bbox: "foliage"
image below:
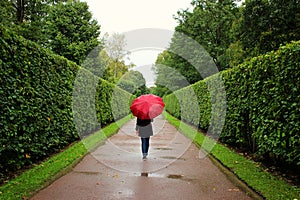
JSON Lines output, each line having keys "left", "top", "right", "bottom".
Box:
{"left": 82, "top": 48, "right": 131, "bottom": 84}
{"left": 155, "top": 0, "right": 240, "bottom": 88}
{"left": 174, "top": 0, "right": 240, "bottom": 70}
{"left": 0, "top": 0, "right": 14, "bottom": 26}
{"left": 240, "top": 0, "right": 300, "bottom": 57}
{"left": 104, "top": 32, "right": 129, "bottom": 63}
{"left": 150, "top": 84, "right": 172, "bottom": 97}
{"left": 0, "top": 116, "right": 132, "bottom": 200}
{"left": 121, "top": 70, "right": 146, "bottom": 89}
{"left": 163, "top": 0, "right": 300, "bottom": 85}
{"left": 104, "top": 32, "right": 130, "bottom": 79}
{"left": 117, "top": 70, "right": 149, "bottom": 96}
{"left": 43, "top": 1, "right": 100, "bottom": 65}
{"left": 225, "top": 40, "right": 245, "bottom": 68}
{"left": 105, "top": 60, "right": 130, "bottom": 83}
{"left": 0, "top": 0, "right": 67, "bottom": 43}
{"left": 0, "top": 26, "right": 79, "bottom": 178}
{"left": 81, "top": 45, "right": 106, "bottom": 78}
{"left": 0, "top": 26, "right": 132, "bottom": 181}
{"left": 0, "top": 0, "right": 100, "bottom": 65}
{"left": 164, "top": 112, "right": 300, "bottom": 200}
{"left": 116, "top": 79, "right": 135, "bottom": 94}
{"left": 155, "top": 51, "right": 191, "bottom": 93}
{"left": 72, "top": 68, "right": 132, "bottom": 137}
{"left": 165, "top": 41, "right": 300, "bottom": 166}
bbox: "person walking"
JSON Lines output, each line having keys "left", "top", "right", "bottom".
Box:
{"left": 135, "top": 118, "right": 153, "bottom": 160}
{"left": 130, "top": 94, "right": 164, "bottom": 160}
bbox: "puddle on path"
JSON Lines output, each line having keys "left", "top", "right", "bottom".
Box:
{"left": 140, "top": 173, "right": 184, "bottom": 180}
{"left": 138, "top": 172, "right": 196, "bottom": 183}
{"left": 73, "top": 171, "right": 101, "bottom": 175}
{"left": 167, "top": 174, "right": 184, "bottom": 179}
{"left": 153, "top": 147, "right": 173, "bottom": 150}
{"left": 160, "top": 156, "right": 186, "bottom": 161}
{"left": 140, "top": 172, "right": 164, "bottom": 178}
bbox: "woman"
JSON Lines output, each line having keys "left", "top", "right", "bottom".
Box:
{"left": 135, "top": 118, "right": 153, "bottom": 160}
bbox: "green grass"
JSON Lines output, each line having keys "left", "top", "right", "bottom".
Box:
{"left": 0, "top": 115, "right": 132, "bottom": 200}
{"left": 164, "top": 112, "right": 300, "bottom": 200}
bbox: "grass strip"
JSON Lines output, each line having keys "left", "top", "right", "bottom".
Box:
{"left": 0, "top": 115, "right": 132, "bottom": 200}
{"left": 164, "top": 112, "right": 300, "bottom": 200}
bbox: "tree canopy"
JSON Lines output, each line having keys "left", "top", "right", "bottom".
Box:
{"left": 240, "top": 0, "right": 300, "bottom": 57}
{"left": 0, "top": 0, "right": 101, "bottom": 65}
{"left": 117, "top": 70, "right": 149, "bottom": 96}
{"left": 154, "top": 0, "right": 300, "bottom": 92}
{"left": 82, "top": 33, "right": 133, "bottom": 85}
{"left": 43, "top": 1, "right": 101, "bottom": 64}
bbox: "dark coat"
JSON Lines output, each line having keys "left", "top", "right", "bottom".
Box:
{"left": 135, "top": 118, "right": 153, "bottom": 138}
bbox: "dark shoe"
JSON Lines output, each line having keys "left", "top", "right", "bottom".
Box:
{"left": 142, "top": 155, "right": 147, "bottom": 160}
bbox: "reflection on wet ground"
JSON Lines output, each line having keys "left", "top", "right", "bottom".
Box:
{"left": 153, "top": 147, "right": 173, "bottom": 150}
{"left": 31, "top": 115, "right": 256, "bottom": 200}
{"left": 160, "top": 156, "right": 186, "bottom": 160}
{"left": 140, "top": 172, "right": 182, "bottom": 179}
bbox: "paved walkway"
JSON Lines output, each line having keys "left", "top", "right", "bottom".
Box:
{"left": 31, "top": 115, "right": 258, "bottom": 200}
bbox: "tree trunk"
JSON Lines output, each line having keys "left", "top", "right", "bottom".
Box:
{"left": 16, "top": 0, "right": 25, "bottom": 23}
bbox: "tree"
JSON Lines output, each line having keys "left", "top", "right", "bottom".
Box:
{"left": 82, "top": 47, "right": 129, "bottom": 83}
{"left": 104, "top": 32, "right": 130, "bottom": 78}
{"left": 154, "top": 50, "right": 190, "bottom": 95}
{"left": 0, "top": 1, "right": 101, "bottom": 64}
{"left": 175, "top": 0, "right": 240, "bottom": 70}
{"left": 0, "top": 0, "right": 68, "bottom": 43}
{"left": 12, "top": 0, "right": 66, "bottom": 23}
{"left": 240, "top": 0, "right": 300, "bottom": 57}
{"left": 105, "top": 59, "right": 129, "bottom": 83}
{"left": 154, "top": 0, "right": 240, "bottom": 89}
{"left": 43, "top": 1, "right": 100, "bottom": 65}
{"left": 82, "top": 44, "right": 107, "bottom": 78}
{"left": 0, "top": 0, "right": 14, "bottom": 27}
{"left": 224, "top": 6, "right": 246, "bottom": 68}
{"left": 225, "top": 40, "right": 245, "bottom": 68}
{"left": 118, "top": 70, "right": 149, "bottom": 96}
{"left": 121, "top": 70, "right": 146, "bottom": 88}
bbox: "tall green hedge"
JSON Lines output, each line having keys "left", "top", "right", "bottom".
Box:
{"left": 165, "top": 41, "right": 300, "bottom": 165}
{"left": 0, "top": 26, "right": 133, "bottom": 180}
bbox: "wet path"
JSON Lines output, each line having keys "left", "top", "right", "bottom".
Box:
{"left": 31, "top": 115, "right": 255, "bottom": 200}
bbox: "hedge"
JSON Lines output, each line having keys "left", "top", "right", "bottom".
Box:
{"left": 165, "top": 41, "right": 300, "bottom": 165}
{"left": 0, "top": 25, "right": 133, "bottom": 180}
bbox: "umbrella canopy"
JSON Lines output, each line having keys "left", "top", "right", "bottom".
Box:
{"left": 130, "top": 94, "right": 165, "bottom": 120}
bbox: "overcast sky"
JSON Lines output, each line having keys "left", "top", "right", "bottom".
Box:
{"left": 82, "top": 1, "right": 244, "bottom": 87}
{"left": 82, "top": 0, "right": 194, "bottom": 86}
{"left": 83, "top": 0, "right": 193, "bottom": 34}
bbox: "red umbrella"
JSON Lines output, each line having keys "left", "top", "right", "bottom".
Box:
{"left": 130, "top": 94, "right": 165, "bottom": 120}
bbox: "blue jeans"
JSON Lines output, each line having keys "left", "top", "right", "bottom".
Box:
{"left": 141, "top": 137, "right": 150, "bottom": 156}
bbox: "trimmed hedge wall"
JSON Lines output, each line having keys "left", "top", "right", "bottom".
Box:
{"left": 0, "top": 26, "right": 133, "bottom": 179}
{"left": 72, "top": 69, "right": 133, "bottom": 137}
{"left": 165, "top": 41, "right": 300, "bottom": 165}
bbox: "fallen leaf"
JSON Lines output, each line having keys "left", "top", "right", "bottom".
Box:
{"left": 113, "top": 174, "right": 119, "bottom": 179}
{"left": 228, "top": 188, "right": 240, "bottom": 192}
